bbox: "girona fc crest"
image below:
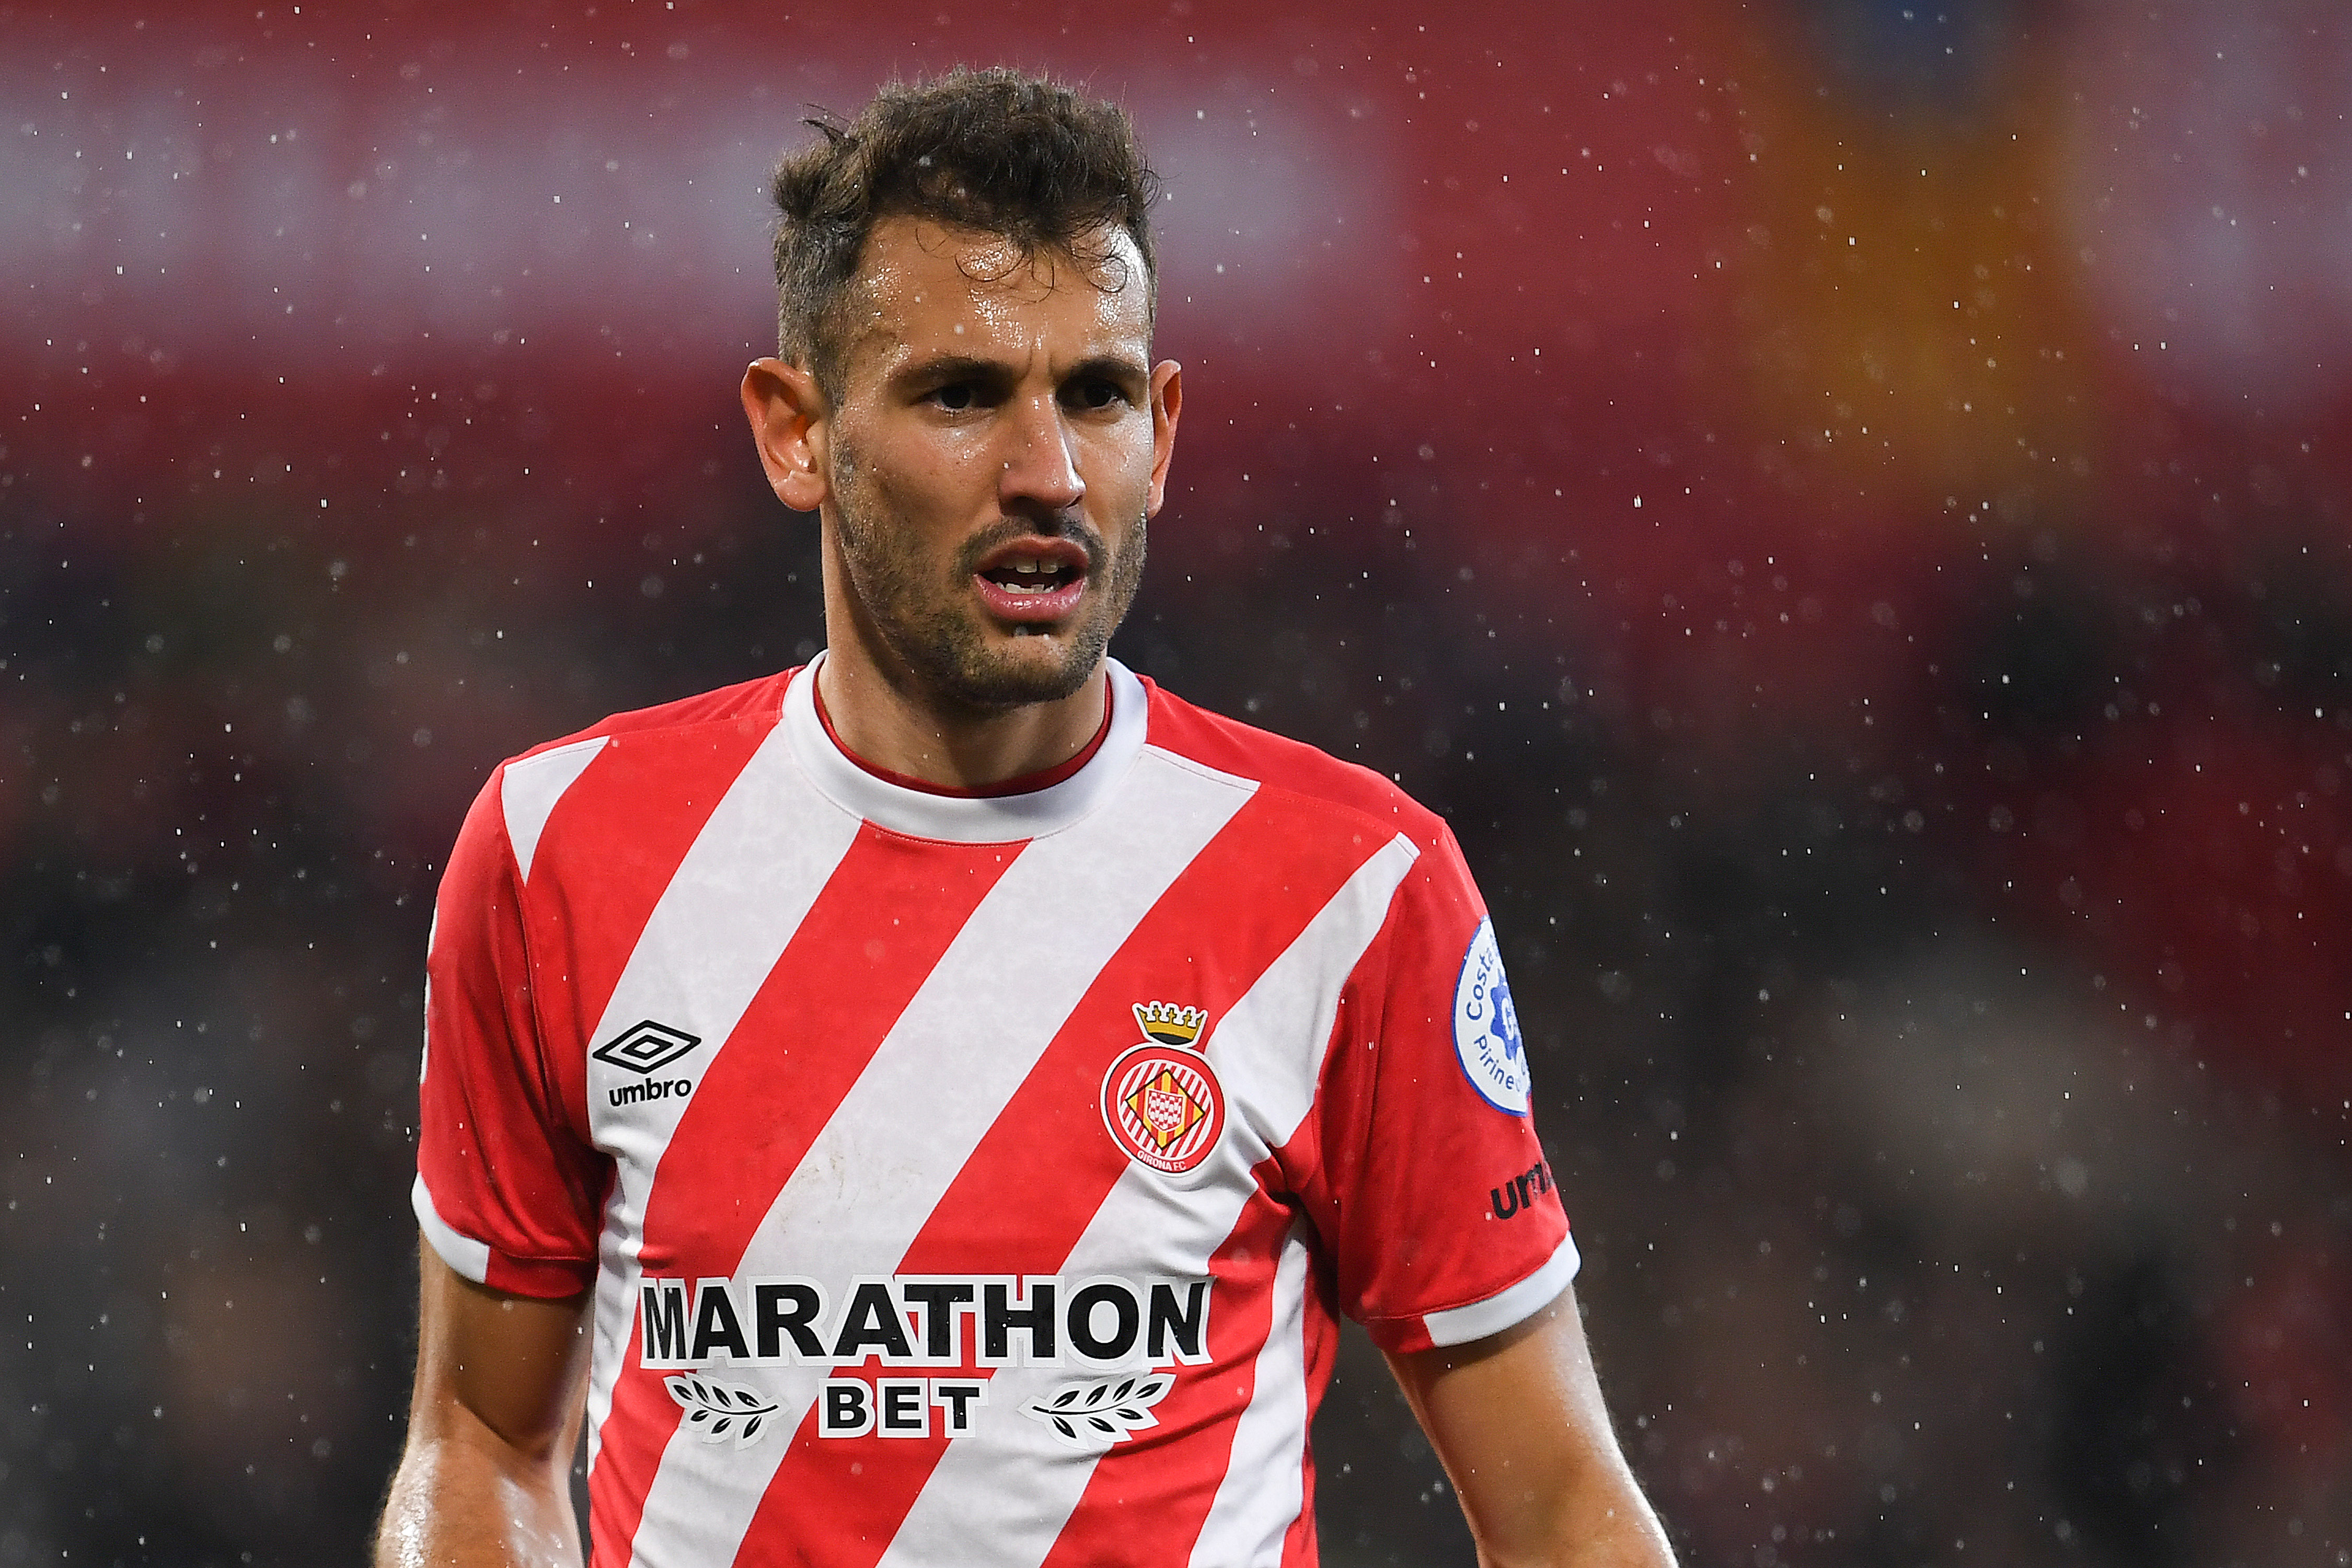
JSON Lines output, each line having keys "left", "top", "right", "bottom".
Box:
{"left": 1101, "top": 1008, "right": 1225, "bottom": 1174}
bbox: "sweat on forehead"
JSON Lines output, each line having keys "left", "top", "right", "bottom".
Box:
{"left": 832, "top": 220, "right": 1155, "bottom": 378}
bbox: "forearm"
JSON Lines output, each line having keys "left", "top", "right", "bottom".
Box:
{"left": 1428, "top": 1409, "right": 1674, "bottom": 1568}
{"left": 376, "top": 1421, "right": 581, "bottom": 1568}
{"left": 381, "top": 1245, "right": 593, "bottom": 1567}
{"left": 1390, "top": 1289, "right": 1676, "bottom": 1568}
{"left": 1461, "top": 1447, "right": 1673, "bottom": 1568}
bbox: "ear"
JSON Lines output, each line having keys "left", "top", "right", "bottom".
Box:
{"left": 1145, "top": 359, "right": 1183, "bottom": 516}
{"left": 740, "top": 358, "right": 831, "bottom": 512}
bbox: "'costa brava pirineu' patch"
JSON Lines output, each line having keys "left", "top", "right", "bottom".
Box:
{"left": 1452, "top": 920, "right": 1530, "bottom": 1114}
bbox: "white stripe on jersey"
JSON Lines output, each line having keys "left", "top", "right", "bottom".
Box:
{"left": 873, "top": 831, "right": 1421, "bottom": 1567}
{"left": 501, "top": 733, "right": 609, "bottom": 883}
{"left": 625, "top": 745, "right": 1258, "bottom": 1568}
{"left": 1424, "top": 1232, "right": 1582, "bottom": 1347}
{"left": 581, "top": 723, "right": 866, "bottom": 1468}
{"left": 1202, "top": 833, "right": 1421, "bottom": 1165}
{"left": 1186, "top": 1223, "right": 1315, "bottom": 1568}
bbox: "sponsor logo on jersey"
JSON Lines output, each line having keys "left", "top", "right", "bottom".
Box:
{"left": 639, "top": 1272, "right": 1209, "bottom": 1370}
{"left": 1489, "top": 1158, "right": 1554, "bottom": 1220}
{"left": 814, "top": 1376, "right": 989, "bottom": 1440}
{"left": 1100, "top": 1002, "right": 1224, "bottom": 1174}
{"left": 639, "top": 1271, "right": 1211, "bottom": 1447}
{"left": 595, "top": 1020, "right": 703, "bottom": 1109}
{"left": 1452, "top": 919, "right": 1531, "bottom": 1114}
{"left": 607, "top": 1076, "right": 694, "bottom": 1109}
{"left": 593, "top": 1019, "right": 702, "bottom": 1075}
{"left": 664, "top": 1372, "right": 780, "bottom": 1448}
{"left": 1021, "top": 1370, "right": 1174, "bottom": 1450}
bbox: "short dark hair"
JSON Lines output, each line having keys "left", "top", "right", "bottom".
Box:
{"left": 769, "top": 67, "right": 1161, "bottom": 400}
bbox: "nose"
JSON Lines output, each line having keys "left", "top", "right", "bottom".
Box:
{"left": 996, "top": 394, "right": 1084, "bottom": 514}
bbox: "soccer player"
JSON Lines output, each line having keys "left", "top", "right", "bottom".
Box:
{"left": 378, "top": 68, "right": 1676, "bottom": 1568}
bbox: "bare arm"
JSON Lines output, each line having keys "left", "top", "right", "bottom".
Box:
{"left": 1386, "top": 1284, "right": 1676, "bottom": 1568}
{"left": 376, "top": 1242, "right": 594, "bottom": 1568}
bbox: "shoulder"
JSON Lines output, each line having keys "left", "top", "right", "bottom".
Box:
{"left": 504, "top": 667, "right": 800, "bottom": 771}
{"left": 1138, "top": 676, "right": 1452, "bottom": 855}
{"left": 456, "top": 668, "right": 800, "bottom": 879}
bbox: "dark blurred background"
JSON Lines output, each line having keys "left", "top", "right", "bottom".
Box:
{"left": 6, "top": 1, "right": 2350, "bottom": 1563}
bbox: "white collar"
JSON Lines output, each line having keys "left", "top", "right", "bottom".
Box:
{"left": 782, "top": 651, "right": 1148, "bottom": 844}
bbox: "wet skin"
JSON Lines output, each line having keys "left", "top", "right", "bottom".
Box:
{"left": 741, "top": 218, "right": 1183, "bottom": 789}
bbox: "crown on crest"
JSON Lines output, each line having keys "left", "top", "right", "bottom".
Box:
{"left": 1134, "top": 1001, "right": 1207, "bottom": 1047}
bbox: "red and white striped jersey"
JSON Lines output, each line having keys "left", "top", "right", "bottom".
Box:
{"left": 414, "top": 657, "right": 1575, "bottom": 1568}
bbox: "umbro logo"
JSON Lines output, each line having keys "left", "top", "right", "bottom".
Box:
{"left": 593, "top": 1020, "right": 702, "bottom": 1075}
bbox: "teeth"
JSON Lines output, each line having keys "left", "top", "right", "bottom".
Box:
{"left": 984, "top": 555, "right": 1076, "bottom": 595}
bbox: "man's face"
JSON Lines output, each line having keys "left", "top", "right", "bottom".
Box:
{"left": 813, "top": 216, "right": 1179, "bottom": 712}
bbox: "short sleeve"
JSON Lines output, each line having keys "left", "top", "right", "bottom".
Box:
{"left": 413, "top": 768, "right": 602, "bottom": 1298}
{"left": 1305, "top": 825, "right": 1576, "bottom": 1352}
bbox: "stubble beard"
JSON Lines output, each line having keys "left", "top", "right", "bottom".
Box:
{"left": 828, "top": 447, "right": 1148, "bottom": 714}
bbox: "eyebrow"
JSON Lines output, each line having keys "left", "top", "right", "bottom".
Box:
{"left": 886, "top": 350, "right": 1150, "bottom": 392}
{"left": 1064, "top": 353, "right": 1151, "bottom": 387}
{"left": 889, "top": 354, "right": 1001, "bottom": 389}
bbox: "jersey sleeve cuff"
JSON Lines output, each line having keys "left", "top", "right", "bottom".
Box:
{"left": 1368, "top": 1232, "right": 1582, "bottom": 1352}
{"left": 412, "top": 1173, "right": 595, "bottom": 1299}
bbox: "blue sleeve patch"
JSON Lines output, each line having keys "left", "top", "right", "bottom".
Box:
{"left": 1451, "top": 918, "right": 1531, "bottom": 1114}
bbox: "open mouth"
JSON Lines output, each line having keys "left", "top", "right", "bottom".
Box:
{"left": 970, "top": 537, "right": 1094, "bottom": 624}
{"left": 978, "top": 555, "right": 1083, "bottom": 596}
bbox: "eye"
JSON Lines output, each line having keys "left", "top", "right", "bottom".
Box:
{"left": 1068, "top": 378, "right": 1127, "bottom": 411}
{"left": 930, "top": 383, "right": 978, "bottom": 412}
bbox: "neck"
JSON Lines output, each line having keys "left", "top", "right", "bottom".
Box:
{"left": 813, "top": 649, "right": 1109, "bottom": 791}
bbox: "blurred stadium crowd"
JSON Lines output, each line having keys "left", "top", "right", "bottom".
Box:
{"left": 4, "top": 1, "right": 2349, "bottom": 1563}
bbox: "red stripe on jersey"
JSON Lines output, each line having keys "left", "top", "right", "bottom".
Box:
{"left": 588, "top": 826, "right": 1018, "bottom": 1564}
{"left": 1140, "top": 677, "right": 1451, "bottom": 856}
{"left": 1039, "top": 1170, "right": 1299, "bottom": 1568}
{"left": 525, "top": 710, "right": 783, "bottom": 1142}
{"left": 728, "top": 790, "right": 1381, "bottom": 1563}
